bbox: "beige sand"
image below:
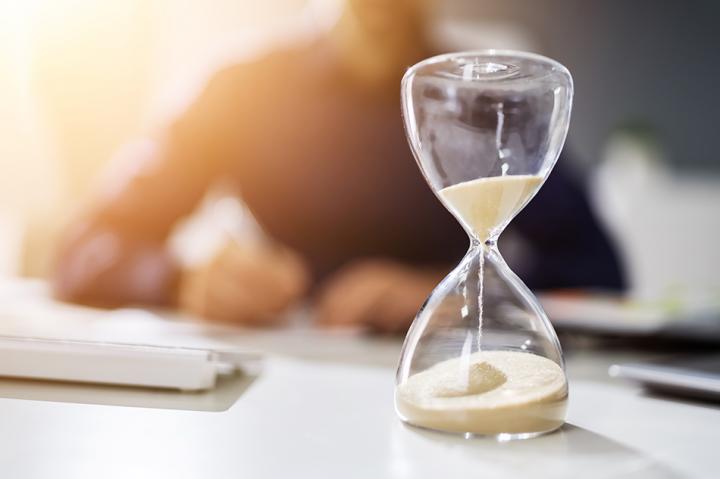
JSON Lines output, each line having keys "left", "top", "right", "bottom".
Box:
{"left": 439, "top": 175, "right": 542, "bottom": 241}
{"left": 396, "top": 351, "right": 567, "bottom": 435}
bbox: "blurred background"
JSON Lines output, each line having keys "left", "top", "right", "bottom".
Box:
{"left": 1, "top": 0, "right": 719, "bottom": 310}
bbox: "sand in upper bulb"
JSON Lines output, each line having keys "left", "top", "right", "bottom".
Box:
{"left": 439, "top": 175, "right": 542, "bottom": 241}
{"left": 395, "top": 351, "right": 567, "bottom": 435}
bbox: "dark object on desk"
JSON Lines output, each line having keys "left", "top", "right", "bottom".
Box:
{"left": 609, "top": 354, "right": 720, "bottom": 402}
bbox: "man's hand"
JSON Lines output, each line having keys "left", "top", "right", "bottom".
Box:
{"left": 316, "top": 260, "right": 443, "bottom": 334}
{"left": 179, "top": 241, "right": 309, "bottom": 326}
{"left": 52, "top": 223, "right": 178, "bottom": 308}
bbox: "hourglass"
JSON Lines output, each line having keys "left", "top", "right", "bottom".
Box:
{"left": 395, "top": 51, "right": 573, "bottom": 439}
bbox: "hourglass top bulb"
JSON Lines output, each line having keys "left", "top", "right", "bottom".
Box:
{"left": 402, "top": 50, "right": 573, "bottom": 241}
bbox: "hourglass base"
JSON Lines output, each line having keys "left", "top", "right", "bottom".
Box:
{"left": 395, "top": 396, "right": 567, "bottom": 440}
{"left": 396, "top": 415, "right": 565, "bottom": 441}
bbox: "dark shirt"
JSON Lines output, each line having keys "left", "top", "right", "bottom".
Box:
{"left": 83, "top": 39, "right": 625, "bottom": 295}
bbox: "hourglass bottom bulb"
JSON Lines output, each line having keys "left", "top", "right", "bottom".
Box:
{"left": 395, "top": 351, "right": 568, "bottom": 436}
{"left": 397, "top": 173, "right": 567, "bottom": 436}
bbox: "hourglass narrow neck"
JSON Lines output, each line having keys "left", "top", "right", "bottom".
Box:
{"left": 468, "top": 235, "right": 500, "bottom": 254}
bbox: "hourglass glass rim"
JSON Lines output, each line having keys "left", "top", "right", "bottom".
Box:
{"left": 403, "top": 49, "right": 572, "bottom": 86}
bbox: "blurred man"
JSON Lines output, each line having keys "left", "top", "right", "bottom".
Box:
{"left": 52, "top": 0, "right": 624, "bottom": 333}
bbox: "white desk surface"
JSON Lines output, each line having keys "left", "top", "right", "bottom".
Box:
{"left": 0, "top": 279, "right": 717, "bottom": 479}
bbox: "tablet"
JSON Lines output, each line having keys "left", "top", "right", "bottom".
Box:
{"left": 609, "top": 354, "right": 720, "bottom": 401}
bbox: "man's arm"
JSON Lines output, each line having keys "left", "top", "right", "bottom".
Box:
{"left": 52, "top": 66, "right": 243, "bottom": 307}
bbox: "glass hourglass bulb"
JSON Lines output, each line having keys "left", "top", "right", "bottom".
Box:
{"left": 395, "top": 50, "right": 573, "bottom": 440}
